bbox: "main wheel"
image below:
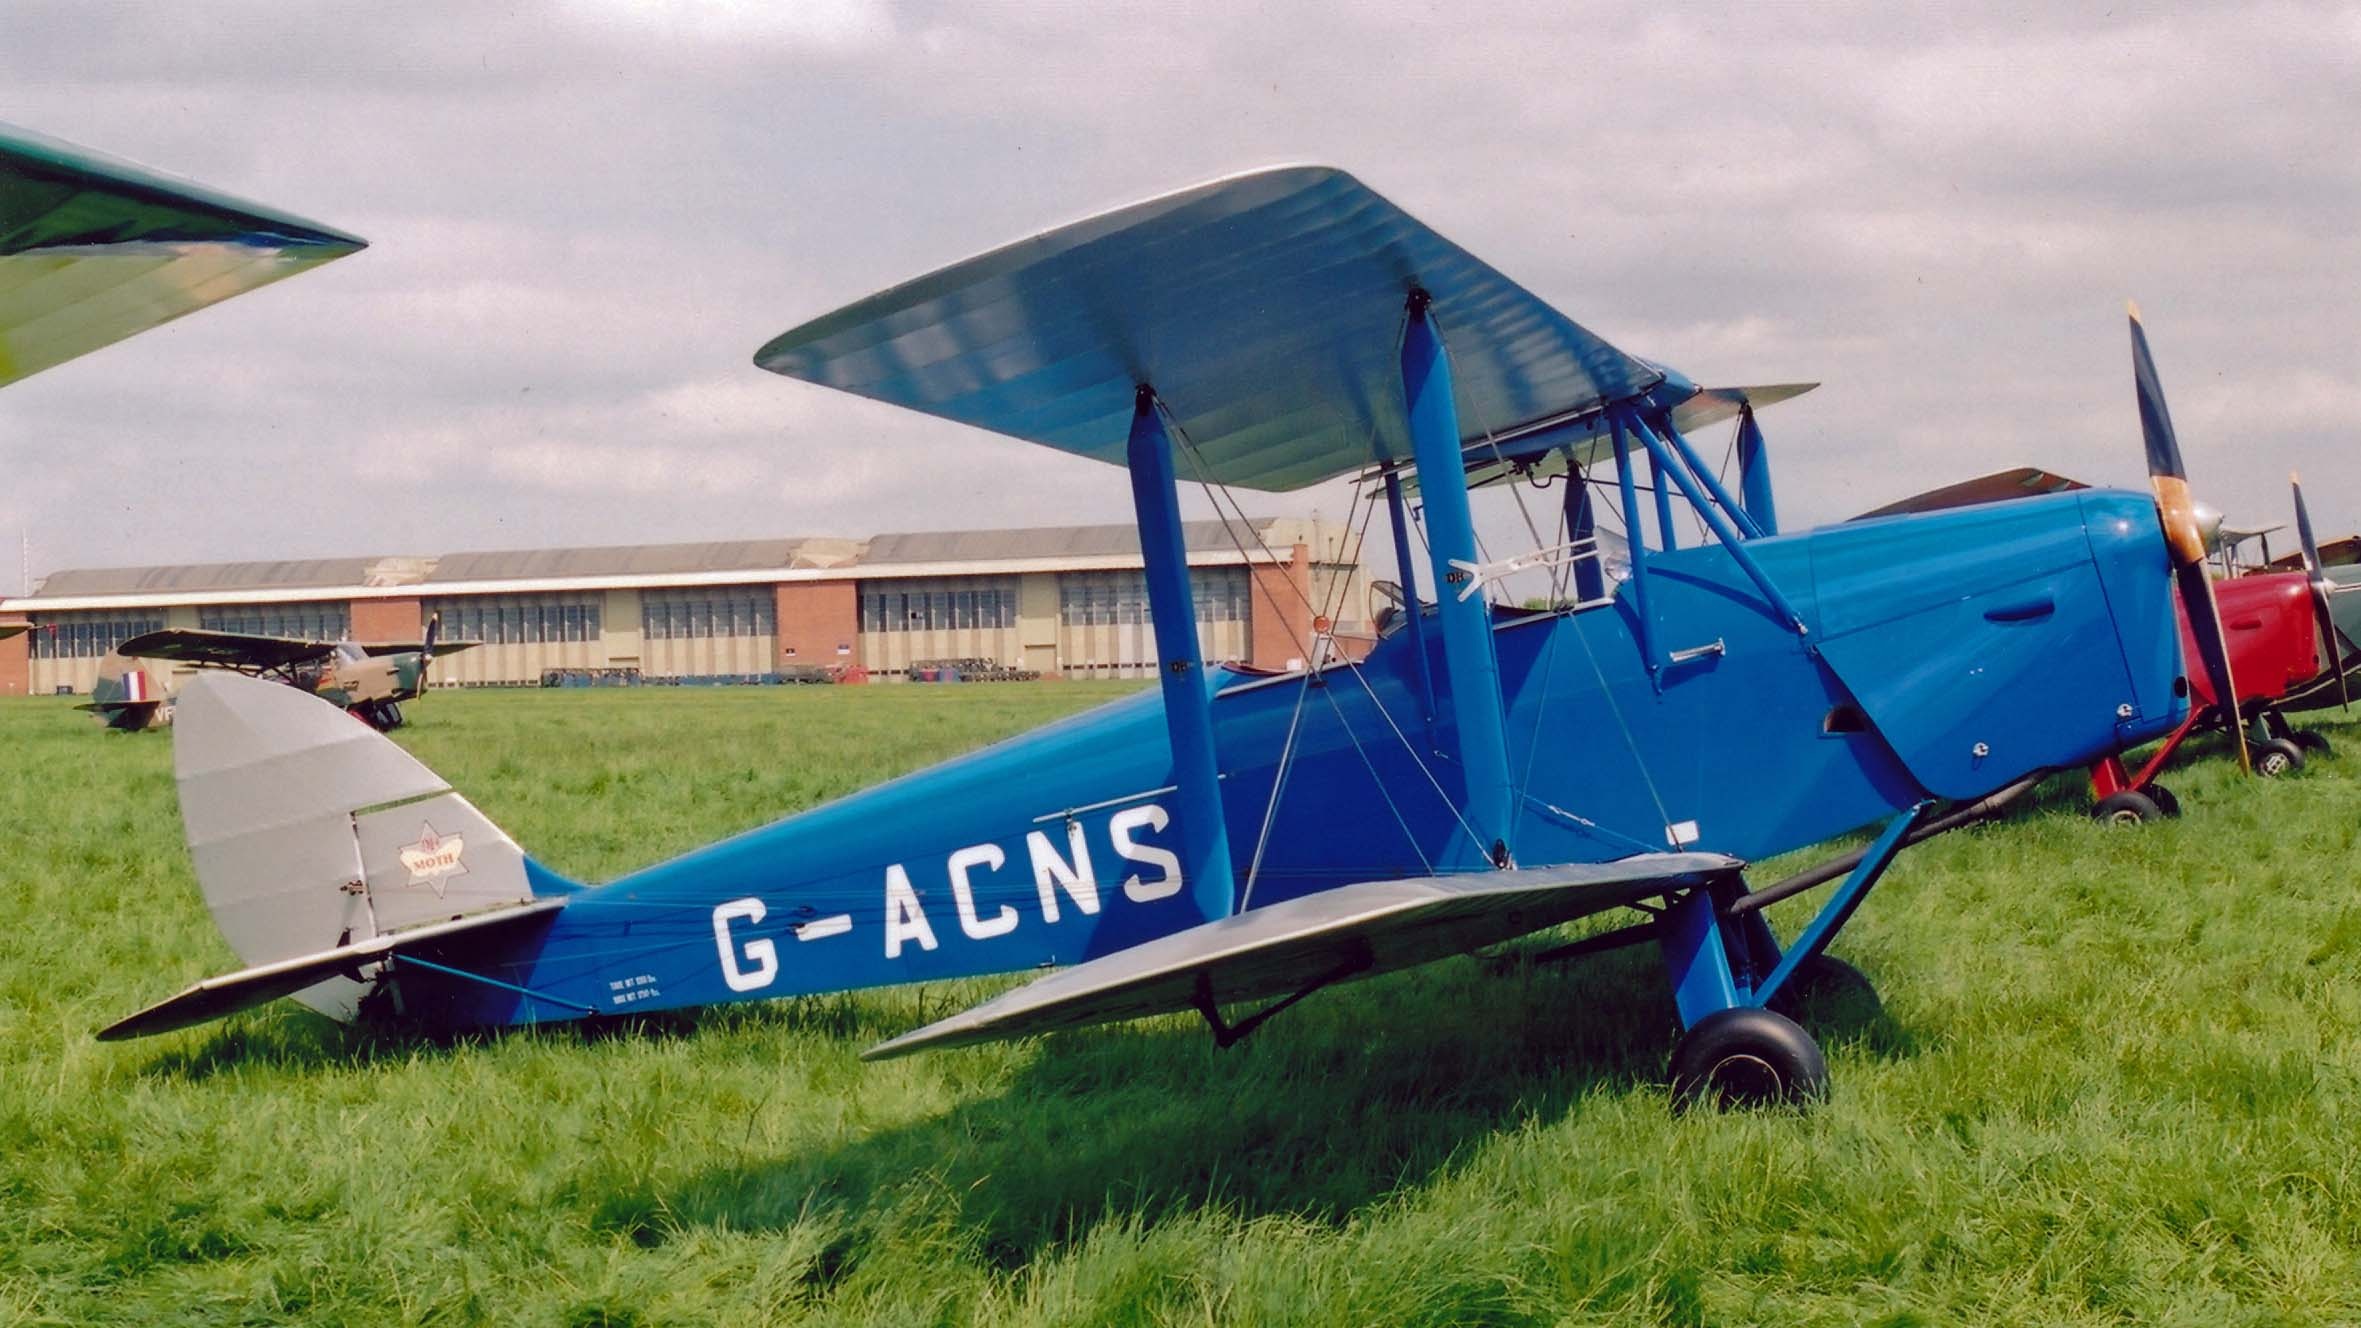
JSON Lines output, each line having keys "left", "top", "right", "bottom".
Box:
{"left": 1668, "top": 1007, "right": 1828, "bottom": 1111}
{"left": 2255, "top": 737, "right": 2305, "bottom": 778}
{"left": 2092, "top": 790, "right": 2165, "bottom": 825}
{"left": 2292, "top": 730, "right": 2333, "bottom": 757}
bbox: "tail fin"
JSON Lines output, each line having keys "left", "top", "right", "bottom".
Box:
{"left": 162, "top": 671, "right": 568, "bottom": 1027}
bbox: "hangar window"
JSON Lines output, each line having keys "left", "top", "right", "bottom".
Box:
{"left": 641, "top": 588, "right": 776, "bottom": 641}
{"left": 423, "top": 595, "right": 598, "bottom": 647}
{"left": 859, "top": 578, "right": 1016, "bottom": 633}
{"left": 26, "top": 612, "right": 165, "bottom": 659}
{"left": 1058, "top": 568, "right": 1249, "bottom": 627}
{"left": 201, "top": 602, "right": 351, "bottom": 641}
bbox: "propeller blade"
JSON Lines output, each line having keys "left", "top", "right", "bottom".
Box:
{"left": 419, "top": 612, "right": 442, "bottom": 691}
{"left": 2178, "top": 560, "right": 2251, "bottom": 772}
{"left": 2130, "top": 303, "right": 2206, "bottom": 567}
{"left": 2293, "top": 472, "right": 2350, "bottom": 710}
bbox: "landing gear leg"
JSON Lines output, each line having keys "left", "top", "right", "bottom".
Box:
{"left": 1660, "top": 888, "right": 1827, "bottom": 1109}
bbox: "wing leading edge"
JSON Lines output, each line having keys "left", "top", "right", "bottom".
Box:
{"left": 865, "top": 853, "right": 1742, "bottom": 1059}
{"left": 1, "top": 121, "right": 365, "bottom": 388}
{"left": 116, "top": 628, "right": 330, "bottom": 671}
{"left": 756, "top": 166, "right": 1668, "bottom": 493}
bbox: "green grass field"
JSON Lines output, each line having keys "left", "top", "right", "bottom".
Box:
{"left": 5, "top": 684, "right": 2361, "bottom": 1326}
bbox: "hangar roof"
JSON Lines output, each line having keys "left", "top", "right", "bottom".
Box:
{"left": 2, "top": 518, "right": 1335, "bottom": 613}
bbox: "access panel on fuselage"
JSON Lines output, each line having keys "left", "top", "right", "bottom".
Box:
{"left": 1809, "top": 492, "right": 2183, "bottom": 801}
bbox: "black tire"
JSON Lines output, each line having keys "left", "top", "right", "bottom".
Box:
{"left": 2092, "top": 790, "right": 2165, "bottom": 825}
{"left": 2146, "top": 783, "right": 2183, "bottom": 818}
{"left": 1768, "top": 954, "right": 1882, "bottom": 1028}
{"left": 2255, "top": 737, "right": 2305, "bottom": 778}
{"left": 1668, "top": 1006, "right": 1828, "bottom": 1111}
{"left": 2292, "top": 730, "right": 2332, "bottom": 757}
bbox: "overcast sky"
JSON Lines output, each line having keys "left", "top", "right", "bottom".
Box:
{"left": 3, "top": 1, "right": 2355, "bottom": 588}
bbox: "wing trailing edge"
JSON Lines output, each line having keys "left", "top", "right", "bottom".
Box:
{"left": 864, "top": 853, "right": 1742, "bottom": 1059}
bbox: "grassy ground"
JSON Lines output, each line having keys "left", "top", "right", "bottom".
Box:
{"left": 4, "top": 684, "right": 2361, "bottom": 1326}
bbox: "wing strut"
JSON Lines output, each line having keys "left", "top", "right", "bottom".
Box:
{"left": 1402, "top": 292, "right": 1516, "bottom": 868}
{"left": 1734, "top": 405, "right": 1778, "bottom": 535}
{"left": 1190, "top": 950, "right": 1372, "bottom": 1049}
{"left": 1128, "top": 387, "right": 1240, "bottom": 925}
{"left": 1379, "top": 467, "right": 1439, "bottom": 728}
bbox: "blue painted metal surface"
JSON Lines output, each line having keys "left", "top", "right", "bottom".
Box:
{"left": 1563, "top": 460, "right": 1606, "bottom": 602}
{"left": 1747, "top": 801, "right": 1930, "bottom": 1008}
{"left": 1609, "top": 413, "right": 1658, "bottom": 677}
{"left": 1401, "top": 295, "right": 1515, "bottom": 866}
{"left": 1735, "top": 406, "right": 1778, "bottom": 535}
{"left": 1382, "top": 468, "right": 1439, "bottom": 726}
{"left": 1649, "top": 449, "right": 1681, "bottom": 552}
{"left": 361, "top": 485, "right": 2189, "bottom": 1034}
{"left": 1662, "top": 890, "right": 1738, "bottom": 1029}
{"left": 1627, "top": 411, "right": 1808, "bottom": 637}
{"left": 1819, "top": 491, "right": 2172, "bottom": 799}
{"left": 1127, "top": 392, "right": 1240, "bottom": 928}
{"left": 1661, "top": 417, "right": 1763, "bottom": 542}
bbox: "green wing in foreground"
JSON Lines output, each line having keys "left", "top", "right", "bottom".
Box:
{"left": 0, "top": 121, "right": 365, "bottom": 388}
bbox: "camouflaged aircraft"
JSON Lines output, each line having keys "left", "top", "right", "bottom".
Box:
{"left": 103, "top": 613, "right": 474, "bottom": 731}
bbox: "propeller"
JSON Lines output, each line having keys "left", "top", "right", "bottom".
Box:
{"left": 418, "top": 611, "right": 443, "bottom": 692}
{"left": 2130, "top": 302, "right": 2250, "bottom": 771}
{"left": 2291, "top": 471, "right": 2351, "bottom": 710}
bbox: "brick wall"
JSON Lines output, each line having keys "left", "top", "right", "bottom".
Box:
{"left": 776, "top": 582, "right": 859, "bottom": 675}
{"left": 1247, "top": 542, "right": 1314, "bottom": 671}
{"left": 0, "top": 621, "right": 26, "bottom": 696}
{"left": 350, "top": 597, "right": 423, "bottom": 642}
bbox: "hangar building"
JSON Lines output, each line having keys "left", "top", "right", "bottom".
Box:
{"left": 0, "top": 519, "right": 1370, "bottom": 696}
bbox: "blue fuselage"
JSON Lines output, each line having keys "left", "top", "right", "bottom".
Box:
{"left": 393, "top": 490, "right": 2185, "bottom": 1028}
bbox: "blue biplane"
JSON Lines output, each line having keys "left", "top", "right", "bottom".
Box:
{"left": 108, "top": 168, "right": 2205, "bottom": 1107}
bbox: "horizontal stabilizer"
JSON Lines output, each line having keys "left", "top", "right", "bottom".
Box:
{"left": 865, "top": 853, "right": 1740, "bottom": 1059}
{"left": 98, "top": 899, "right": 564, "bottom": 1041}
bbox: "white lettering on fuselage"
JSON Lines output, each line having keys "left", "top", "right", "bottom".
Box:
{"left": 947, "top": 843, "right": 1018, "bottom": 940}
{"left": 713, "top": 897, "right": 777, "bottom": 992}
{"left": 703, "top": 803, "right": 1189, "bottom": 983}
{"left": 1109, "top": 804, "right": 1182, "bottom": 902}
{"left": 882, "top": 863, "right": 940, "bottom": 958}
{"left": 1026, "top": 822, "right": 1100, "bottom": 923}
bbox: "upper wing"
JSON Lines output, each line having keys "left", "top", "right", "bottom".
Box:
{"left": 0, "top": 622, "right": 23, "bottom": 642}
{"left": 756, "top": 166, "right": 1666, "bottom": 493}
{"left": 116, "top": 627, "right": 328, "bottom": 670}
{"left": 1853, "top": 466, "right": 2089, "bottom": 520}
{"left": 352, "top": 639, "right": 481, "bottom": 658}
{"left": 1453, "top": 381, "right": 1820, "bottom": 491}
{"left": 864, "top": 853, "right": 1740, "bottom": 1059}
{"left": 1, "top": 121, "right": 365, "bottom": 389}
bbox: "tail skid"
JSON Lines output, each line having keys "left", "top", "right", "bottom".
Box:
{"left": 113, "top": 672, "right": 569, "bottom": 1037}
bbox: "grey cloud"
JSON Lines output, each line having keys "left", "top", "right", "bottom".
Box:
{"left": 1, "top": 0, "right": 2353, "bottom": 587}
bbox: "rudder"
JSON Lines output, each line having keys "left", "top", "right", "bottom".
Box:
{"left": 171, "top": 672, "right": 562, "bottom": 1023}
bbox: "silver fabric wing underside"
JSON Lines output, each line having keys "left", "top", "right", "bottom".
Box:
{"left": 865, "top": 853, "right": 1741, "bottom": 1059}
{"left": 757, "top": 166, "right": 1663, "bottom": 493}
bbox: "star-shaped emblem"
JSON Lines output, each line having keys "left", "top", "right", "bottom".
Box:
{"left": 397, "top": 822, "right": 470, "bottom": 898}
